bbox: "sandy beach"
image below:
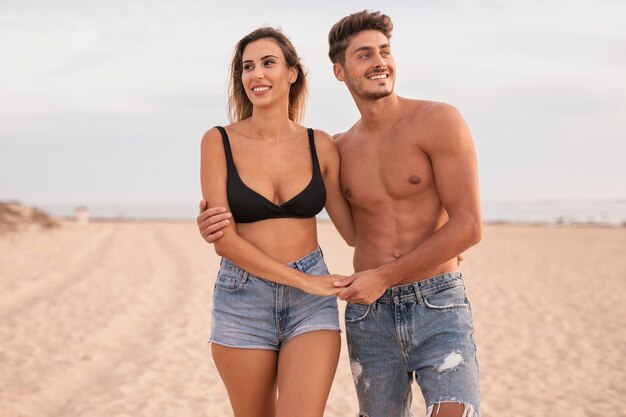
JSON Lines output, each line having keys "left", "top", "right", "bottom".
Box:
{"left": 1, "top": 220, "right": 624, "bottom": 417}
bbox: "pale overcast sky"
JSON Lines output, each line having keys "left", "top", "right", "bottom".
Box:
{"left": 1, "top": 0, "right": 625, "bottom": 214}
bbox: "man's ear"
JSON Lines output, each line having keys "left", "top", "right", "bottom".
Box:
{"left": 333, "top": 63, "right": 345, "bottom": 82}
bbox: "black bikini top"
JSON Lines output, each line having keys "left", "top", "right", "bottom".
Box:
{"left": 216, "top": 126, "right": 326, "bottom": 223}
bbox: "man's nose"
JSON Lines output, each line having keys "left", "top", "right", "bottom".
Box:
{"left": 372, "top": 52, "right": 387, "bottom": 68}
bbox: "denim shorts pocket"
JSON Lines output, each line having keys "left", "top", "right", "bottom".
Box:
{"left": 345, "top": 302, "right": 372, "bottom": 323}
{"left": 423, "top": 282, "right": 470, "bottom": 310}
{"left": 214, "top": 268, "right": 248, "bottom": 292}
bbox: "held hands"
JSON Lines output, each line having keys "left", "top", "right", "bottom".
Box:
{"left": 197, "top": 199, "right": 231, "bottom": 243}
{"left": 302, "top": 274, "right": 349, "bottom": 297}
{"left": 333, "top": 269, "right": 389, "bottom": 305}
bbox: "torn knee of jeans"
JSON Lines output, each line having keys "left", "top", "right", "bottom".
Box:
{"left": 426, "top": 401, "right": 477, "bottom": 417}
{"left": 435, "top": 350, "right": 464, "bottom": 374}
{"left": 350, "top": 359, "right": 371, "bottom": 391}
{"left": 350, "top": 359, "right": 362, "bottom": 385}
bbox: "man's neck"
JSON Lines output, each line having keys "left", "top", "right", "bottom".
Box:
{"left": 354, "top": 93, "right": 403, "bottom": 131}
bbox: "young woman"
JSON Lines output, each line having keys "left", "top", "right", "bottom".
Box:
{"left": 199, "top": 27, "right": 354, "bottom": 417}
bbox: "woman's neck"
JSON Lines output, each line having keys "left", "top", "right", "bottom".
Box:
{"left": 246, "top": 107, "right": 297, "bottom": 141}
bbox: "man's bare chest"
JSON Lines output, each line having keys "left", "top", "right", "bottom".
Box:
{"left": 338, "top": 139, "right": 435, "bottom": 206}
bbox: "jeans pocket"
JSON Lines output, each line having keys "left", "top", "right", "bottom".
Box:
{"left": 214, "top": 268, "right": 248, "bottom": 292}
{"left": 345, "top": 302, "right": 372, "bottom": 323}
{"left": 423, "top": 282, "right": 470, "bottom": 310}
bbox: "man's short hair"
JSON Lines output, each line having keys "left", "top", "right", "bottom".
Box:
{"left": 328, "top": 10, "right": 393, "bottom": 65}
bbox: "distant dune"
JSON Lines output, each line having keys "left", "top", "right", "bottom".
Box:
{"left": 0, "top": 201, "right": 60, "bottom": 234}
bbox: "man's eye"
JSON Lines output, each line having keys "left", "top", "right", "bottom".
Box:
{"left": 359, "top": 54, "right": 369, "bottom": 59}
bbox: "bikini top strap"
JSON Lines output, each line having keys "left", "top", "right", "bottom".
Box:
{"left": 215, "top": 126, "right": 237, "bottom": 176}
{"left": 307, "top": 128, "right": 322, "bottom": 176}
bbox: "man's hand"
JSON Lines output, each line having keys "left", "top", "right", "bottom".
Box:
{"left": 197, "top": 199, "right": 231, "bottom": 244}
{"left": 333, "top": 269, "right": 389, "bottom": 304}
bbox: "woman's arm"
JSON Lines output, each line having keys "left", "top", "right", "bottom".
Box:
{"left": 201, "top": 128, "right": 342, "bottom": 295}
{"left": 314, "top": 130, "right": 356, "bottom": 247}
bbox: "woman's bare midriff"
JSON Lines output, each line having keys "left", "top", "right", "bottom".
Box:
{"left": 236, "top": 217, "right": 319, "bottom": 264}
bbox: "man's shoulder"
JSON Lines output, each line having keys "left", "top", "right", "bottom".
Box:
{"left": 332, "top": 121, "right": 361, "bottom": 145}
{"left": 402, "top": 98, "right": 462, "bottom": 126}
{"left": 332, "top": 132, "right": 350, "bottom": 152}
{"left": 402, "top": 99, "right": 472, "bottom": 152}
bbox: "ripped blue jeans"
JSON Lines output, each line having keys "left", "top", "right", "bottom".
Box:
{"left": 345, "top": 272, "right": 480, "bottom": 417}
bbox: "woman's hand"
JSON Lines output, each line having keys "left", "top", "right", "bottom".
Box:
{"left": 300, "top": 274, "right": 348, "bottom": 296}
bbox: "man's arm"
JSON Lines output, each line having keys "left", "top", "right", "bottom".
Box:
{"left": 336, "top": 104, "right": 481, "bottom": 304}
{"left": 317, "top": 130, "right": 356, "bottom": 247}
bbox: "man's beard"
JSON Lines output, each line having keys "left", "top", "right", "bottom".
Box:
{"left": 345, "top": 73, "right": 394, "bottom": 101}
{"left": 362, "top": 89, "right": 393, "bottom": 100}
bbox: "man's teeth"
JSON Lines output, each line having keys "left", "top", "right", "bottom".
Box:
{"left": 253, "top": 86, "right": 271, "bottom": 92}
{"left": 368, "top": 74, "right": 388, "bottom": 80}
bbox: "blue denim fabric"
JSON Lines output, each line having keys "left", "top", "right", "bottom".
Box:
{"left": 345, "top": 272, "right": 480, "bottom": 417}
{"left": 210, "top": 247, "right": 340, "bottom": 350}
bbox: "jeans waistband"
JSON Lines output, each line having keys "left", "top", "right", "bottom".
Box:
{"left": 220, "top": 246, "right": 323, "bottom": 273}
{"left": 376, "top": 271, "right": 464, "bottom": 304}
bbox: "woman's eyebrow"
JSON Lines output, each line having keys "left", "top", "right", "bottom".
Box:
{"left": 243, "top": 54, "right": 279, "bottom": 63}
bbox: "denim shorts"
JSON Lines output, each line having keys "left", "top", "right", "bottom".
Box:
{"left": 210, "top": 247, "right": 340, "bottom": 350}
{"left": 345, "top": 272, "right": 480, "bottom": 417}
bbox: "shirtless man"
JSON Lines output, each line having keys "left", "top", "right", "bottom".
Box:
{"left": 198, "top": 10, "right": 482, "bottom": 417}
